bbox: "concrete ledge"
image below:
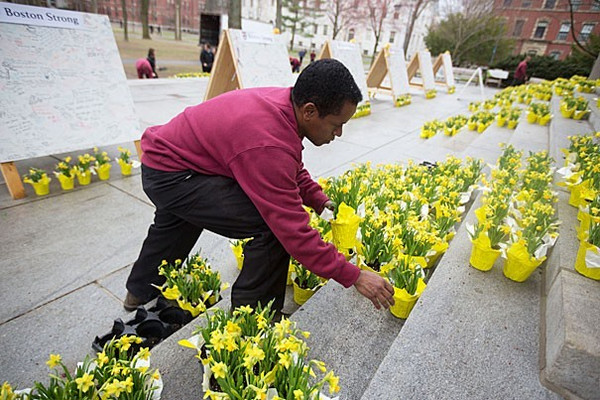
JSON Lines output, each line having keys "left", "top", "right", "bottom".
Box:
{"left": 360, "top": 191, "right": 561, "bottom": 400}
{"left": 291, "top": 281, "right": 404, "bottom": 400}
{"left": 542, "top": 270, "right": 600, "bottom": 400}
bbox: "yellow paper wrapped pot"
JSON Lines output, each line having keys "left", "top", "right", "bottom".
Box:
{"left": 293, "top": 281, "right": 316, "bottom": 305}
{"left": 97, "top": 163, "right": 111, "bottom": 181}
{"left": 76, "top": 170, "right": 92, "bottom": 186}
{"left": 389, "top": 278, "right": 426, "bottom": 319}
{"left": 427, "top": 240, "right": 449, "bottom": 268}
{"left": 24, "top": 174, "right": 51, "bottom": 196}
{"left": 117, "top": 159, "right": 133, "bottom": 176}
{"left": 57, "top": 173, "right": 75, "bottom": 190}
{"left": 503, "top": 240, "right": 546, "bottom": 282}
{"left": 569, "top": 180, "right": 590, "bottom": 208}
{"left": 574, "top": 240, "right": 600, "bottom": 280}
{"left": 231, "top": 243, "right": 244, "bottom": 270}
{"left": 330, "top": 202, "right": 361, "bottom": 250}
{"left": 469, "top": 233, "right": 501, "bottom": 271}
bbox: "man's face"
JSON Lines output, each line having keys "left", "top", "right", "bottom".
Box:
{"left": 301, "top": 101, "right": 356, "bottom": 146}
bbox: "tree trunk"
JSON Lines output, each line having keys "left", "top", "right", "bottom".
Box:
{"left": 228, "top": 0, "right": 242, "bottom": 29}
{"left": 403, "top": 0, "right": 423, "bottom": 55}
{"left": 175, "top": 0, "right": 181, "bottom": 40}
{"left": 590, "top": 52, "right": 600, "bottom": 80}
{"left": 91, "top": 0, "right": 98, "bottom": 13}
{"left": 121, "top": 0, "right": 128, "bottom": 41}
{"left": 141, "top": 0, "right": 150, "bottom": 40}
{"left": 276, "top": 0, "right": 282, "bottom": 31}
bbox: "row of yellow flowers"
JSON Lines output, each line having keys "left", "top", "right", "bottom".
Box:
{"left": 468, "top": 144, "right": 559, "bottom": 282}
{"left": 2, "top": 336, "right": 162, "bottom": 400}
{"left": 22, "top": 147, "right": 136, "bottom": 196}
{"left": 558, "top": 132, "right": 600, "bottom": 280}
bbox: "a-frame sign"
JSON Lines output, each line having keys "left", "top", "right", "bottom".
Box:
{"left": 406, "top": 50, "right": 437, "bottom": 98}
{"left": 204, "top": 29, "right": 294, "bottom": 101}
{"left": 366, "top": 45, "right": 412, "bottom": 107}
{"left": 432, "top": 51, "right": 456, "bottom": 93}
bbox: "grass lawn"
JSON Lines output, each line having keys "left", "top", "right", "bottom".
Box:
{"left": 113, "top": 24, "right": 204, "bottom": 79}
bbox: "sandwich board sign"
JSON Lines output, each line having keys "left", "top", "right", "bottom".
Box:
{"left": 407, "top": 49, "right": 437, "bottom": 97}
{"left": 319, "top": 40, "right": 371, "bottom": 118}
{"left": 432, "top": 51, "right": 456, "bottom": 93}
{"left": 204, "top": 29, "right": 294, "bottom": 101}
{"left": 0, "top": 2, "right": 140, "bottom": 199}
{"left": 366, "top": 45, "right": 412, "bottom": 107}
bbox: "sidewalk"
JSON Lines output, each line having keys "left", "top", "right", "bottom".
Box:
{"left": 1, "top": 79, "right": 496, "bottom": 388}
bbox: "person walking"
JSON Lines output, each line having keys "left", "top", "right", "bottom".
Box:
{"left": 123, "top": 59, "right": 395, "bottom": 314}
{"left": 310, "top": 50, "right": 316, "bottom": 63}
{"left": 298, "top": 48, "right": 307, "bottom": 64}
{"left": 147, "top": 48, "right": 158, "bottom": 78}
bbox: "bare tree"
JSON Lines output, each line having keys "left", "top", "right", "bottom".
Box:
{"left": 567, "top": 0, "right": 598, "bottom": 58}
{"left": 174, "top": 0, "right": 182, "bottom": 40}
{"left": 121, "top": 0, "right": 128, "bottom": 41}
{"left": 402, "top": 0, "right": 433, "bottom": 55}
{"left": 276, "top": 0, "right": 283, "bottom": 31}
{"left": 324, "top": 0, "right": 361, "bottom": 40}
{"left": 141, "top": 0, "right": 150, "bottom": 39}
{"left": 363, "top": 0, "right": 396, "bottom": 65}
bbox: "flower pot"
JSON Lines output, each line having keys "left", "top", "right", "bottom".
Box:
{"left": 574, "top": 241, "right": 600, "bottom": 280}
{"left": 427, "top": 241, "right": 449, "bottom": 268}
{"left": 31, "top": 180, "right": 50, "bottom": 196}
{"left": 97, "top": 163, "right": 111, "bottom": 181}
{"left": 469, "top": 239, "right": 501, "bottom": 271}
{"left": 330, "top": 219, "right": 359, "bottom": 250}
{"left": 287, "top": 260, "right": 294, "bottom": 285}
{"left": 118, "top": 161, "right": 133, "bottom": 176}
{"left": 569, "top": 180, "right": 590, "bottom": 208}
{"left": 507, "top": 120, "right": 518, "bottom": 129}
{"left": 399, "top": 253, "right": 428, "bottom": 269}
{"left": 526, "top": 112, "right": 538, "bottom": 124}
{"left": 76, "top": 171, "right": 92, "bottom": 186}
{"left": 497, "top": 117, "right": 506, "bottom": 127}
{"left": 57, "top": 174, "right": 75, "bottom": 190}
{"left": 560, "top": 107, "right": 574, "bottom": 118}
{"left": 538, "top": 114, "right": 551, "bottom": 126}
{"left": 293, "top": 280, "right": 316, "bottom": 305}
{"left": 389, "top": 279, "right": 426, "bottom": 319}
{"left": 502, "top": 241, "right": 546, "bottom": 282}
{"left": 476, "top": 123, "right": 486, "bottom": 133}
{"left": 467, "top": 121, "right": 477, "bottom": 130}
{"left": 572, "top": 109, "right": 589, "bottom": 120}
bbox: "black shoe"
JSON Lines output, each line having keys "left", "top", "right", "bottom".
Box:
{"left": 123, "top": 292, "right": 147, "bottom": 312}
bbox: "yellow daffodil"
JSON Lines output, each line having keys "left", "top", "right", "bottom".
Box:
{"left": 46, "top": 354, "right": 61, "bottom": 368}
{"left": 75, "top": 373, "right": 94, "bottom": 393}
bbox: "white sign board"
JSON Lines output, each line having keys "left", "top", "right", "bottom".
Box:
{"left": 442, "top": 52, "right": 455, "bottom": 87}
{"left": 328, "top": 40, "right": 369, "bottom": 107}
{"left": 387, "top": 48, "right": 410, "bottom": 96}
{"left": 0, "top": 2, "right": 140, "bottom": 163}
{"left": 418, "top": 50, "right": 436, "bottom": 91}
{"left": 228, "top": 29, "right": 294, "bottom": 89}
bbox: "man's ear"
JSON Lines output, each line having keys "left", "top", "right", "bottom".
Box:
{"left": 302, "top": 102, "right": 318, "bottom": 120}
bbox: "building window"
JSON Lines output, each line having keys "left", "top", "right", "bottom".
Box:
{"left": 389, "top": 31, "right": 396, "bottom": 43}
{"left": 348, "top": 28, "right": 355, "bottom": 41}
{"left": 593, "top": 1, "right": 600, "bottom": 10}
{"left": 503, "top": 0, "right": 512, "bottom": 6}
{"left": 544, "top": 0, "right": 556, "bottom": 9}
{"left": 313, "top": 23, "right": 318, "bottom": 34}
{"left": 557, "top": 22, "right": 570, "bottom": 40}
{"left": 579, "top": 24, "right": 594, "bottom": 41}
{"left": 549, "top": 51, "right": 561, "bottom": 59}
{"left": 364, "top": 49, "right": 369, "bottom": 56}
{"left": 522, "top": 0, "right": 531, "bottom": 7}
{"left": 323, "top": 25, "right": 327, "bottom": 35}
{"left": 527, "top": 49, "right": 538, "bottom": 55}
{"left": 571, "top": 0, "right": 581, "bottom": 10}
{"left": 533, "top": 21, "right": 548, "bottom": 39}
{"left": 513, "top": 20, "right": 525, "bottom": 36}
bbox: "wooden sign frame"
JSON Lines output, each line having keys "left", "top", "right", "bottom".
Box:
{"left": 204, "top": 29, "right": 294, "bottom": 101}
{"left": 432, "top": 51, "right": 456, "bottom": 91}
{"left": 407, "top": 50, "right": 436, "bottom": 96}
{"left": 366, "top": 46, "right": 411, "bottom": 106}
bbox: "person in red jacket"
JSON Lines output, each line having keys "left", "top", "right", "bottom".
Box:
{"left": 124, "top": 59, "right": 394, "bottom": 313}
{"left": 512, "top": 55, "right": 530, "bottom": 86}
{"left": 135, "top": 58, "right": 154, "bottom": 79}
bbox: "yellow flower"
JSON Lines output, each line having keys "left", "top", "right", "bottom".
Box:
{"left": 211, "top": 362, "right": 227, "bottom": 380}
{"left": 278, "top": 352, "right": 293, "bottom": 369}
{"left": 325, "top": 371, "right": 341, "bottom": 393}
{"left": 122, "top": 376, "right": 134, "bottom": 393}
{"left": 225, "top": 320, "right": 242, "bottom": 337}
{"left": 75, "top": 373, "right": 94, "bottom": 393}
{"left": 46, "top": 354, "right": 61, "bottom": 368}
{"left": 293, "top": 389, "right": 304, "bottom": 400}
{"left": 136, "top": 347, "right": 150, "bottom": 361}
{"left": 101, "top": 380, "right": 124, "bottom": 399}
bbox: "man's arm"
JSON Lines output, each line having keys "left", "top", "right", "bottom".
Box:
{"left": 296, "top": 166, "right": 329, "bottom": 213}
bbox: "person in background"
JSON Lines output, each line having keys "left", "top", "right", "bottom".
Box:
{"left": 123, "top": 59, "right": 395, "bottom": 315}
{"left": 310, "top": 49, "right": 316, "bottom": 63}
{"left": 512, "top": 55, "right": 530, "bottom": 86}
{"left": 147, "top": 48, "right": 158, "bottom": 78}
{"left": 298, "top": 48, "right": 307, "bottom": 64}
{"left": 290, "top": 56, "right": 301, "bottom": 73}
{"left": 200, "top": 43, "right": 214, "bottom": 73}
{"left": 135, "top": 57, "right": 154, "bottom": 79}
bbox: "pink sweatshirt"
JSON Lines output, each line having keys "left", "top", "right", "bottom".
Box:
{"left": 141, "top": 87, "right": 361, "bottom": 288}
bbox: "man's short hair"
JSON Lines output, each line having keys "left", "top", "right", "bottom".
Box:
{"left": 292, "top": 59, "right": 363, "bottom": 117}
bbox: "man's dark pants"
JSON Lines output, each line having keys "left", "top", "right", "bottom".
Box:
{"left": 126, "top": 165, "right": 290, "bottom": 311}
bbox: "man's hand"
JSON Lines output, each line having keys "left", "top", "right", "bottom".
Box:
{"left": 353, "top": 270, "right": 395, "bottom": 310}
{"left": 324, "top": 200, "right": 336, "bottom": 212}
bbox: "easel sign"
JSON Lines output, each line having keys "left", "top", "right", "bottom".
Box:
{"left": 432, "top": 51, "right": 456, "bottom": 93}
{"left": 0, "top": 2, "right": 141, "bottom": 199}
{"left": 204, "top": 29, "right": 294, "bottom": 101}
{"left": 366, "top": 46, "right": 411, "bottom": 107}
{"left": 319, "top": 40, "right": 371, "bottom": 118}
{"left": 407, "top": 50, "right": 437, "bottom": 98}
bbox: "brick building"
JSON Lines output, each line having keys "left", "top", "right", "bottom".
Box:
{"left": 493, "top": 0, "right": 600, "bottom": 60}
